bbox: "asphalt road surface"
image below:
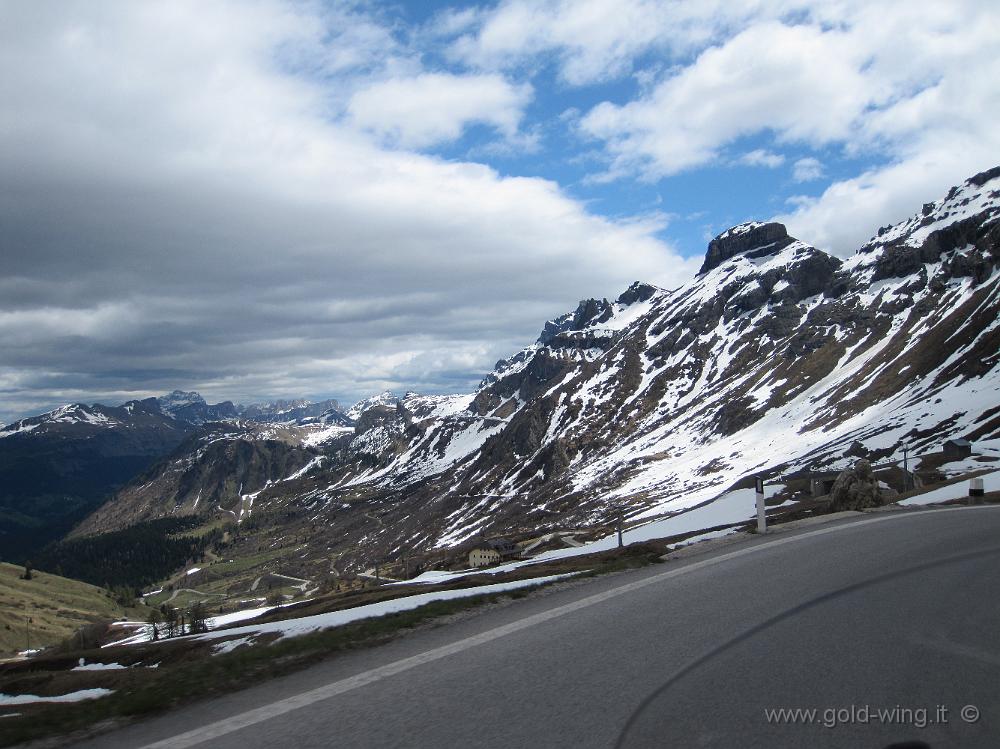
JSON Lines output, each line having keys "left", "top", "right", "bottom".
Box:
{"left": 77, "top": 506, "right": 1000, "bottom": 749}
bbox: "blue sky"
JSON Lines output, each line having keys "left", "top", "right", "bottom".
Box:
{"left": 1, "top": 0, "right": 998, "bottom": 422}
{"left": 336, "top": 2, "right": 861, "bottom": 257}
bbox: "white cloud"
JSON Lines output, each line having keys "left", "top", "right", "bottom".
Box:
{"left": 580, "top": 21, "right": 876, "bottom": 180}
{"left": 775, "top": 2, "right": 1000, "bottom": 254}
{"left": 0, "top": 0, "right": 691, "bottom": 423}
{"left": 424, "top": 6, "right": 484, "bottom": 38}
{"left": 739, "top": 149, "right": 785, "bottom": 169}
{"left": 569, "top": 1, "right": 1000, "bottom": 252}
{"left": 792, "top": 157, "right": 823, "bottom": 182}
{"left": 449, "top": 0, "right": 788, "bottom": 85}
{"left": 348, "top": 72, "right": 533, "bottom": 148}
{"left": 4, "top": 0, "right": 998, "bottom": 420}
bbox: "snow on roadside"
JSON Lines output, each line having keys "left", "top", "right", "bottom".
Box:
{"left": 72, "top": 661, "right": 125, "bottom": 671}
{"left": 0, "top": 689, "right": 113, "bottom": 705}
{"left": 664, "top": 527, "right": 740, "bottom": 550}
{"left": 211, "top": 636, "right": 255, "bottom": 655}
{"left": 899, "top": 470, "right": 1000, "bottom": 506}
{"left": 111, "top": 573, "right": 578, "bottom": 648}
{"left": 105, "top": 599, "right": 319, "bottom": 647}
{"left": 207, "top": 606, "right": 274, "bottom": 629}
{"left": 199, "top": 572, "right": 580, "bottom": 643}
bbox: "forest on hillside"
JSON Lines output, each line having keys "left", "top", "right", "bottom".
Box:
{"left": 33, "top": 517, "right": 217, "bottom": 590}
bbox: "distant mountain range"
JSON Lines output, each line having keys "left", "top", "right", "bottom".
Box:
{"left": 155, "top": 390, "right": 348, "bottom": 425}
{"left": 6, "top": 167, "right": 999, "bottom": 580}
{"left": 0, "top": 392, "right": 354, "bottom": 561}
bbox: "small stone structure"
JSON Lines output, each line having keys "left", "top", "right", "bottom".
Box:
{"left": 809, "top": 472, "right": 840, "bottom": 498}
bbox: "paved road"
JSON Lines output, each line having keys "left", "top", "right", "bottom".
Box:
{"left": 78, "top": 506, "right": 1000, "bottom": 749}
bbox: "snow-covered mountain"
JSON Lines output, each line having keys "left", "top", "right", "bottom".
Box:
{"left": 157, "top": 391, "right": 240, "bottom": 424}
{"left": 0, "top": 398, "right": 196, "bottom": 561}
{"left": 74, "top": 420, "right": 323, "bottom": 535}
{"left": 0, "top": 399, "right": 179, "bottom": 440}
{"left": 155, "top": 391, "right": 345, "bottom": 426}
{"left": 346, "top": 391, "right": 402, "bottom": 421}
{"left": 70, "top": 167, "right": 1000, "bottom": 570}
{"left": 238, "top": 398, "right": 344, "bottom": 424}
{"left": 0, "top": 391, "right": 354, "bottom": 559}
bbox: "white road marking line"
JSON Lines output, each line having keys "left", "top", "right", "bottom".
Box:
{"left": 138, "top": 506, "right": 999, "bottom": 748}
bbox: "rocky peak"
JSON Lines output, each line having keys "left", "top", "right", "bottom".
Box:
{"left": 855, "top": 166, "right": 1000, "bottom": 284}
{"left": 536, "top": 297, "right": 613, "bottom": 345}
{"left": 968, "top": 164, "right": 1000, "bottom": 188}
{"left": 347, "top": 391, "right": 400, "bottom": 421}
{"left": 861, "top": 166, "right": 1000, "bottom": 256}
{"left": 354, "top": 405, "right": 400, "bottom": 435}
{"left": 123, "top": 397, "right": 163, "bottom": 415}
{"left": 699, "top": 221, "right": 795, "bottom": 274}
{"left": 158, "top": 390, "right": 205, "bottom": 408}
{"left": 571, "top": 298, "right": 613, "bottom": 329}
{"left": 616, "top": 281, "right": 659, "bottom": 306}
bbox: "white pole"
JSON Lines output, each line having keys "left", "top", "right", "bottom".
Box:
{"left": 755, "top": 476, "right": 766, "bottom": 534}
{"left": 969, "top": 477, "right": 985, "bottom": 505}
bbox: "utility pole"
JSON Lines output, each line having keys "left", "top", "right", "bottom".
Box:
{"left": 903, "top": 446, "right": 910, "bottom": 491}
{"left": 616, "top": 510, "right": 624, "bottom": 548}
{"left": 25, "top": 616, "right": 32, "bottom": 652}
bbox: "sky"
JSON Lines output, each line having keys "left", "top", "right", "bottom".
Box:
{"left": 2, "top": 0, "right": 999, "bottom": 424}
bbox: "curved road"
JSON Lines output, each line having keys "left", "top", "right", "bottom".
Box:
{"left": 78, "top": 506, "right": 1000, "bottom": 748}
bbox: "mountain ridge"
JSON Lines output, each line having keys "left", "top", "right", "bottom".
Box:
{"left": 62, "top": 167, "right": 1000, "bottom": 577}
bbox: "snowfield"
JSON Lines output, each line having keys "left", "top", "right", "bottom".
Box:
{"left": 0, "top": 688, "right": 114, "bottom": 705}
{"left": 899, "top": 469, "right": 1000, "bottom": 506}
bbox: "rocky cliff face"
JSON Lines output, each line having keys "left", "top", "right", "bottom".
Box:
{"left": 75, "top": 168, "right": 1000, "bottom": 572}
{"left": 699, "top": 221, "right": 796, "bottom": 274}
{"left": 73, "top": 421, "right": 320, "bottom": 535}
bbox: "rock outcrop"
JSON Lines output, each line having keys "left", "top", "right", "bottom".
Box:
{"left": 828, "top": 460, "right": 884, "bottom": 512}
{"left": 699, "top": 221, "right": 795, "bottom": 274}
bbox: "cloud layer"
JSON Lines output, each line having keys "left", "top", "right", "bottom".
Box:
{"left": 3, "top": 0, "right": 998, "bottom": 423}
{"left": 0, "top": 0, "right": 689, "bottom": 422}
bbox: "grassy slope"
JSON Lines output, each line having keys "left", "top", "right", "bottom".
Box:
{"left": 0, "top": 563, "right": 147, "bottom": 657}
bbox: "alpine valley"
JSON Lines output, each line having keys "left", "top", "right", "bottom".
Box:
{"left": 4, "top": 168, "right": 999, "bottom": 589}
